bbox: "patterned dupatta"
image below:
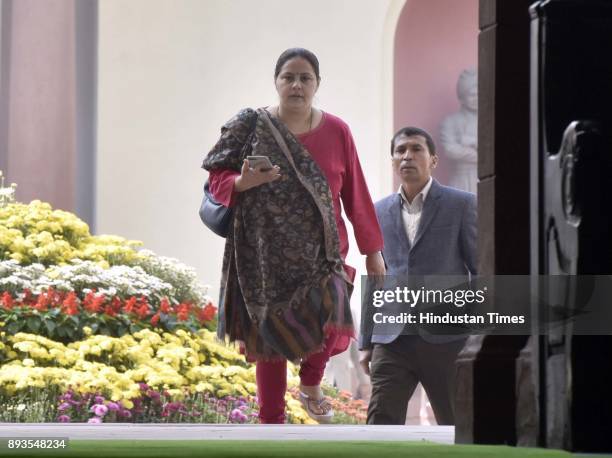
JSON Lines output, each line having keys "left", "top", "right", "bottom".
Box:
{"left": 202, "top": 108, "right": 353, "bottom": 362}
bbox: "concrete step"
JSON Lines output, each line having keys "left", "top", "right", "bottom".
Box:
{"left": 0, "top": 423, "right": 454, "bottom": 443}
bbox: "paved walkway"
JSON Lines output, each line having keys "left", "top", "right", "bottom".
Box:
{"left": 0, "top": 424, "right": 454, "bottom": 443}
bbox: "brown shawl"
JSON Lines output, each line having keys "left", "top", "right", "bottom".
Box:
{"left": 202, "top": 108, "right": 353, "bottom": 361}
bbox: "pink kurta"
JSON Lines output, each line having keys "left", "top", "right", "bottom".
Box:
{"left": 208, "top": 111, "right": 383, "bottom": 280}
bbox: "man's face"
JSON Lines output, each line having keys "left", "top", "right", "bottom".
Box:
{"left": 392, "top": 134, "right": 438, "bottom": 184}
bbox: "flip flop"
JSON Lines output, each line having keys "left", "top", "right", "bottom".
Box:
{"left": 299, "top": 391, "right": 334, "bottom": 424}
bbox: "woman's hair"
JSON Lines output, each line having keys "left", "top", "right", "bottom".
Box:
{"left": 274, "top": 48, "right": 321, "bottom": 82}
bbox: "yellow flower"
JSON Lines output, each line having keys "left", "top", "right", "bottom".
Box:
{"left": 121, "top": 399, "right": 134, "bottom": 409}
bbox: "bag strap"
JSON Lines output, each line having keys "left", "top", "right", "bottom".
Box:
{"left": 257, "top": 107, "right": 339, "bottom": 265}
{"left": 257, "top": 108, "right": 298, "bottom": 168}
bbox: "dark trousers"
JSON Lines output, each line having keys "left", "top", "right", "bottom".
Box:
{"left": 367, "top": 335, "right": 466, "bottom": 425}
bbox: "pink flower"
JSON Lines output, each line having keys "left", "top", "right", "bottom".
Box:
{"left": 87, "top": 417, "right": 102, "bottom": 424}
{"left": 230, "top": 408, "right": 248, "bottom": 423}
{"left": 106, "top": 402, "right": 119, "bottom": 411}
{"left": 90, "top": 404, "right": 108, "bottom": 417}
{"left": 58, "top": 402, "right": 71, "bottom": 412}
{"left": 57, "top": 415, "right": 71, "bottom": 423}
{"left": 165, "top": 402, "right": 181, "bottom": 412}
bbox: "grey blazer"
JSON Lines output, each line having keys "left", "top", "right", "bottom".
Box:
{"left": 360, "top": 179, "right": 477, "bottom": 348}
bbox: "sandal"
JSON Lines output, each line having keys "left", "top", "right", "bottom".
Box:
{"left": 299, "top": 391, "right": 334, "bottom": 424}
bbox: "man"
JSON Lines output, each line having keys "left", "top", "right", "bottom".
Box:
{"left": 360, "top": 126, "right": 477, "bottom": 425}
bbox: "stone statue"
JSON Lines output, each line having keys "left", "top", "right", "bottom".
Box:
{"left": 440, "top": 69, "right": 478, "bottom": 194}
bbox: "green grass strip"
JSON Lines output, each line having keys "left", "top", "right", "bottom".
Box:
{"left": 0, "top": 440, "right": 574, "bottom": 458}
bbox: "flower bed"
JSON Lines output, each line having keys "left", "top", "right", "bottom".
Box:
{"left": 0, "top": 329, "right": 316, "bottom": 424}
{"left": 0, "top": 201, "right": 137, "bottom": 266}
{"left": 0, "top": 200, "right": 367, "bottom": 424}
{"left": 0, "top": 261, "right": 216, "bottom": 341}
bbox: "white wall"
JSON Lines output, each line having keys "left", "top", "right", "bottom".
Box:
{"left": 97, "top": 0, "right": 403, "bottom": 308}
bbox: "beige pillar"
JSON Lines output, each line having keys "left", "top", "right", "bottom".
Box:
{"left": 4, "top": 0, "right": 76, "bottom": 211}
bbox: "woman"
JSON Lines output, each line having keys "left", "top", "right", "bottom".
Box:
{"left": 202, "top": 48, "right": 385, "bottom": 424}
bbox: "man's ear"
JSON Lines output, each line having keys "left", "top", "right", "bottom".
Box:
{"left": 431, "top": 154, "right": 439, "bottom": 168}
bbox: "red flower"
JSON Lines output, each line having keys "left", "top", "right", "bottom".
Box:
{"left": 159, "top": 298, "right": 171, "bottom": 314}
{"left": 111, "top": 297, "right": 122, "bottom": 313}
{"left": 103, "top": 304, "right": 117, "bottom": 317}
{"left": 123, "top": 297, "right": 137, "bottom": 313}
{"left": 83, "top": 291, "right": 105, "bottom": 313}
{"left": 1, "top": 292, "right": 14, "bottom": 310}
{"left": 176, "top": 304, "right": 190, "bottom": 322}
{"left": 46, "top": 287, "right": 61, "bottom": 307}
{"left": 93, "top": 296, "right": 105, "bottom": 312}
{"left": 61, "top": 292, "right": 79, "bottom": 315}
{"left": 197, "top": 302, "right": 217, "bottom": 323}
{"left": 23, "top": 289, "right": 34, "bottom": 305}
{"left": 150, "top": 313, "right": 160, "bottom": 327}
{"left": 34, "top": 293, "right": 49, "bottom": 311}
{"left": 136, "top": 302, "right": 150, "bottom": 320}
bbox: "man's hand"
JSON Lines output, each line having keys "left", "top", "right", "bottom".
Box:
{"left": 359, "top": 349, "right": 373, "bottom": 376}
{"left": 234, "top": 159, "right": 281, "bottom": 192}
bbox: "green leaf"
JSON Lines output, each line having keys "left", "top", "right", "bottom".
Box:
{"left": 26, "top": 316, "right": 42, "bottom": 333}
{"left": 44, "top": 320, "right": 56, "bottom": 335}
{"left": 6, "top": 321, "right": 21, "bottom": 335}
{"left": 115, "top": 323, "right": 127, "bottom": 337}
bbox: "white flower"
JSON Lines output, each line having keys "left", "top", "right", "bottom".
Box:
{"left": 0, "top": 252, "right": 212, "bottom": 308}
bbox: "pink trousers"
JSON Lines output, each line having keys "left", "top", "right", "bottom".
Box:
{"left": 255, "top": 330, "right": 340, "bottom": 424}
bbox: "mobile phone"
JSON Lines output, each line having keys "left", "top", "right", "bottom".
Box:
{"left": 246, "top": 156, "right": 274, "bottom": 171}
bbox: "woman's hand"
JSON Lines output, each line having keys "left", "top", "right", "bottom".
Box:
{"left": 365, "top": 251, "right": 386, "bottom": 276}
{"left": 234, "top": 159, "right": 281, "bottom": 192}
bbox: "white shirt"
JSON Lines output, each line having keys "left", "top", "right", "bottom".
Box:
{"left": 398, "top": 177, "right": 433, "bottom": 245}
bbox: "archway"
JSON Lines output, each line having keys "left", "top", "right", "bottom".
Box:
{"left": 393, "top": 0, "right": 478, "bottom": 189}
